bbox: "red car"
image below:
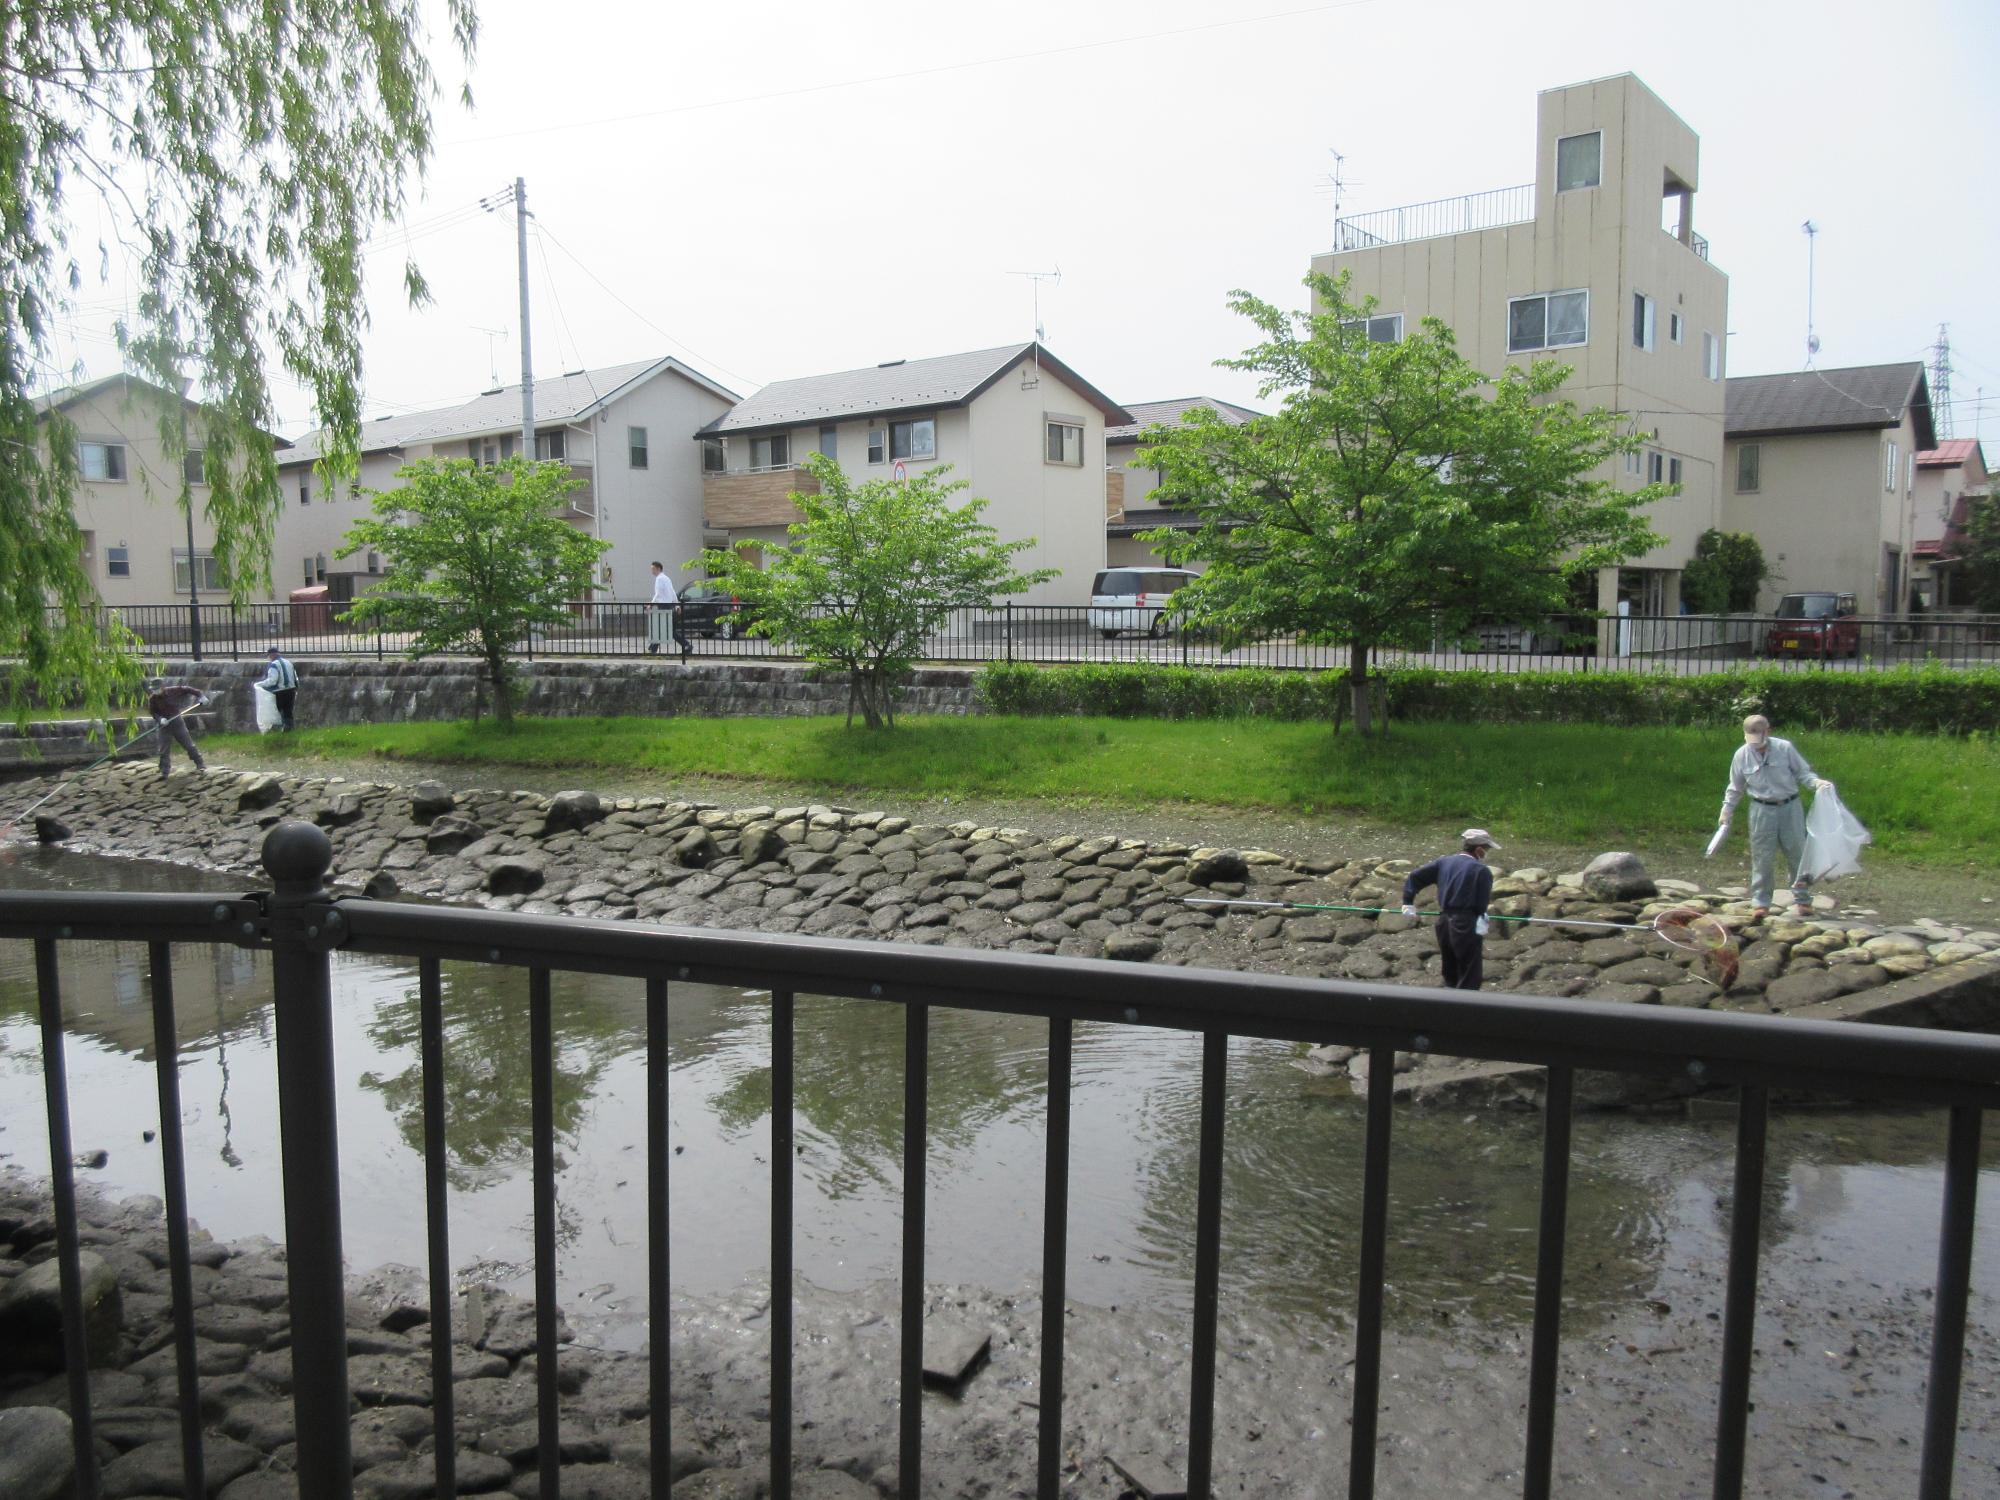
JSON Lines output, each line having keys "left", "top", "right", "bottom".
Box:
{"left": 1764, "top": 592, "right": 1860, "bottom": 658}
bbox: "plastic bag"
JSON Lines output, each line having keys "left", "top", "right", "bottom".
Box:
{"left": 1801, "top": 786, "right": 1871, "bottom": 882}
{"left": 253, "top": 683, "right": 282, "bottom": 735}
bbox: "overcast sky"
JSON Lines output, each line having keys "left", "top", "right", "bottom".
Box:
{"left": 43, "top": 0, "right": 2000, "bottom": 444}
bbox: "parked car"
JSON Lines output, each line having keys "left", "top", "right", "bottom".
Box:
{"left": 1764, "top": 592, "right": 1860, "bottom": 658}
{"left": 1086, "top": 567, "right": 1199, "bottom": 638}
{"left": 679, "top": 584, "right": 751, "bottom": 639}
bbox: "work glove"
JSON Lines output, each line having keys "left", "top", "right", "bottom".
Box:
{"left": 1816, "top": 779, "right": 1834, "bottom": 793}
{"left": 1474, "top": 916, "right": 1490, "bottom": 937}
{"left": 1399, "top": 904, "right": 1417, "bottom": 918}
{"left": 1717, "top": 809, "right": 1731, "bottom": 828}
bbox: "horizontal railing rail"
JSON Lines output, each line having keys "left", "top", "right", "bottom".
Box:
{"left": 1331, "top": 183, "right": 1536, "bottom": 251}
{"left": 35, "top": 603, "right": 2000, "bottom": 676}
{"left": 5, "top": 823, "right": 1994, "bottom": 1500}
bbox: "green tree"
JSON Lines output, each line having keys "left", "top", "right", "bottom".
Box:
{"left": 1680, "top": 528, "right": 1770, "bottom": 614}
{"left": 697, "top": 454, "right": 1056, "bottom": 729}
{"left": 2, "top": 0, "right": 477, "bottom": 718}
{"left": 339, "top": 458, "right": 605, "bottom": 727}
{"left": 1958, "top": 492, "right": 2000, "bottom": 612}
{"left": 1140, "top": 271, "right": 1666, "bottom": 733}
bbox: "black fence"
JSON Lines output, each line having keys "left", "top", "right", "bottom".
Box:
{"left": 5, "top": 822, "right": 1995, "bottom": 1500}
{"left": 50, "top": 602, "right": 2000, "bottom": 675}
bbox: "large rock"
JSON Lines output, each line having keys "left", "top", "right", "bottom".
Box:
{"left": 483, "top": 856, "right": 547, "bottom": 897}
{"left": 1187, "top": 848, "right": 1249, "bottom": 887}
{"left": 0, "top": 1250, "right": 122, "bottom": 1371}
{"left": 1581, "top": 851, "right": 1656, "bottom": 903}
{"left": 236, "top": 775, "right": 285, "bottom": 812}
{"left": 33, "top": 815, "right": 71, "bottom": 844}
{"left": 101, "top": 1435, "right": 258, "bottom": 1498}
{"left": 314, "top": 793, "right": 366, "bottom": 829}
{"left": 541, "top": 790, "right": 605, "bottom": 835}
{"left": 675, "top": 827, "right": 718, "bottom": 869}
{"left": 425, "top": 815, "right": 485, "bottom": 856}
{"left": 409, "top": 780, "right": 456, "bottom": 822}
{"left": 738, "top": 822, "right": 785, "bottom": 866}
{"left": 0, "top": 1408, "right": 73, "bottom": 1500}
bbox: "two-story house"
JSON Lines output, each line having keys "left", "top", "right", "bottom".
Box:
{"left": 1103, "top": 397, "right": 1260, "bottom": 569}
{"left": 34, "top": 373, "right": 289, "bottom": 605}
{"left": 1311, "top": 73, "right": 1729, "bottom": 622}
{"left": 1912, "top": 439, "right": 1989, "bottom": 610}
{"left": 695, "top": 343, "right": 1129, "bottom": 605}
{"left": 1721, "top": 363, "right": 1934, "bottom": 615}
{"left": 276, "top": 356, "right": 737, "bottom": 603}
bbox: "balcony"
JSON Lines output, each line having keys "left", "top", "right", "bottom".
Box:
{"left": 559, "top": 460, "right": 596, "bottom": 520}
{"left": 703, "top": 464, "right": 822, "bottom": 529}
{"left": 1330, "top": 184, "right": 1533, "bottom": 252}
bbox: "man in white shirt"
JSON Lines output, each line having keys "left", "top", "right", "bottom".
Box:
{"left": 646, "top": 561, "right": 689, "bottom": 658}
{"left": 1718, "top": 714, "right": 1834, "bottom": 919}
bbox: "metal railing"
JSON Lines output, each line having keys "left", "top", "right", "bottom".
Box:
{"left": 6, "top": 823, "right": 1995, "bottom": 1500}
{"left": 43, "top": 602, "right": 2000, "bottom": 675}
{"left": 1330, "top": 184, "right": 1535, "bottom": 252}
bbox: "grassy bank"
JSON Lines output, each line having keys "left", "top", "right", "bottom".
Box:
{"left": 207, "top": 716, "right": 2000, "bottom": 870}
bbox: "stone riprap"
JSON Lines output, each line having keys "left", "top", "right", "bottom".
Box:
{"left": 14, "top": 763, "right": 2000, "bottom": 1107}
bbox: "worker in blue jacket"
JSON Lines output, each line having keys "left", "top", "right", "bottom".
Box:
{"left": 1401, "top": 829, "right": 1500, "bottom": 990}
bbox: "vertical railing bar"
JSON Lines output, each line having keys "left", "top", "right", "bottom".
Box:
{"left": 36, "top": 937, "right": 101, "bottom": 1500}
{"left": 529, "top": 966, "right": 560, "bottom": 1500}
{"left": 648, "top": 974, "right": 673, "bottom": 1500}
{"left": 770, "top": 988, "right": 794, "bottom": 1500}
{"left": 1035, "top": 1018, "right": 1072, "bottom": 1500}
{"left": 1521, "top": 1065, "right": 1575, "bottom": 1500}
{"left": 1348, "top": 1042, "right": 1395, "bottom": 1500}
{"left": 900, "top": 1000, "right": 930, "bottom": 1497}
{"left": 147, "top": 942, "right": 206, "bottom": 1500}
{"left": 1917, "top": 1104, "right": 1983, "bottom": 1500}
{"left": 1710, "top": 1083, "right": 1769, "bottom": 1500}
{"left": 1186, "top": 1030, "right": 1228, "bottom": 1499}
{"left": 418, "top": 957, "right": 456, "bottom": 1500}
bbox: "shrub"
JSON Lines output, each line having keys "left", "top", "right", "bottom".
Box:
{"left": 976, "top": 662, "right": 2000, "bottom": 735}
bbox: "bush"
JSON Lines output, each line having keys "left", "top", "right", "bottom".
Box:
{"left": 977, "top": 661, "right": 2000, "bottom": 735}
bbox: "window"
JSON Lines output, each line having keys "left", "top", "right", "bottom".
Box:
{"left": 1647, "top": 451, "right": 1664, "bottom": 484}
{"left": 1669, "top": 312, "right": 1684, "bottom": 345}
{"left": 183, "top": 450, "right": 206, "bottom": 485}
{"left": 298, "top": 477, "right": 310, "bottom": 506}
{"left": 1507, "top": 290, "right": 1589, "bottom": 353}
{"left": 1906, "top": 453, "right": 1915, "bottom": 493}
{"left": 303, "top": 556, "right": 316, "bottom": 585}
{"left": 1668, "top": 456, "right": 1683, "bottom": 487}
{"left": 701, "top": 437, "right": 725, "bottom": 473}
{"left": 1703, "top": 331, "right": 1721, "bottom": 381}
{"left": 106, "top": 545, "right": 130, "bottom": 578}
{"left": 1624, "top": 448, "right": 1642, "bottom": 477}
{"left": 626, "top": 426, "right": 648, "bottom": 469}
{"left": 534, "top": 429, "right": 566, "bottom": 461}
{"left": 1632, "top": 293, "right": 1655, "bottom": 351}
{"left": 1885, "top": 441, "right": 1898, "bottom": 492}
{"left": 1341, "top": 313, "right": 1403, "bottom": 342}
{"left": 749, "top": 434, "right": 791, "bottom": 470}
{"left": 867, "top": 428, "right": 886, "bottom": 464}
{"left": 1045, "top": 420, "right": 1084, "bottom": 466}
{"left": 1555, "top": 131, "right": 1601, "bottom": 192}
{"left": 817, "top": 424, "right": 838, "bottom": 459}
{"left": 79, "top": 441, "right": 126, "bottom": 481}
{"left": 890, "top": 418, "right": 935, "bottom": 461}
{"left": 366, "top": 551, "right": 381, "bottom": 574}
{"left": 171, "top": 548, "right": 222, "bottom": 593}
{"left": 1736, "top": 443, "right": 1760, "bottom": 493}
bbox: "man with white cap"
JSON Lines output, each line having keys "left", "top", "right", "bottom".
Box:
{"left": 1719, "top": 714, "right": 1833, "bottom": 920}
{"left": 1401, "top": 829, "right": 1500, "bottom": 990}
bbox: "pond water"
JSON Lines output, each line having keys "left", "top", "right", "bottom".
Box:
{"left": 2, "top": 846, "right": 1994, "bottom": 1353}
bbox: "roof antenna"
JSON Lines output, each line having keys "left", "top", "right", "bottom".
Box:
{"left": 1801, "top": 221, "right": 1820, "bottom": 367}
{"left": 471, "top": 323, "right": 509, "bottom": 390}
{"left": 1009, "top": 265, "right": 1060, "bottom": 388}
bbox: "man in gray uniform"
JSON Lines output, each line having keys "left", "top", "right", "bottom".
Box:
{"left": 1402, "top": 828, "right": 1500, "bottom": 991}
{"left": 1718, "top": 714, "right": 1833, "bottom": 920}
{"left": 146, "top": 680, "right": 209, "bottom": 777}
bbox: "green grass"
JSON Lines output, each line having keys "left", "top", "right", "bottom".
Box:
{"left": 208, "top": 716, "right": 2000, "bottom": 869}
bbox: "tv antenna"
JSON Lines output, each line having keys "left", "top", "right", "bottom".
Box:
{"left": 471, "top": 323, "right": 509, "bottom": 389}
{"left": 1801, "top": 221, "right": 1820, "bottom": 366}
{"left": 1009, "top": 265, "right": 1061, "bottom": 343}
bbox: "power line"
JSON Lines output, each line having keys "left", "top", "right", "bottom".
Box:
{"left": 445, "top": 0, "right": 1380, "bottom": 146}
{"left": 530, "top": 222, "right": 602, "bottom": 413}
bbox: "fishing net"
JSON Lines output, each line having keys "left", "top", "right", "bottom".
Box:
{"left": 1651, "top": 906, "right": 1738, "bottom": 988}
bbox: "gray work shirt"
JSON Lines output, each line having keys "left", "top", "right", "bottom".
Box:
{"left": 1721, "top": 736, "right": 1818, "bottom": 815}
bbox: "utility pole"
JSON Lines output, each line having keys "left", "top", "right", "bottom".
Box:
{"left": 1931, "top": 323, "right": 1954, "bottom": 440}
{"left": 516, "top": 176, "right": 535, "bottom": 456}
{"left": 178, "top": 372, "right": 202, "bottom": 660}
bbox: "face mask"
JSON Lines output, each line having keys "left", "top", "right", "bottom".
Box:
{"left": 1744, "top": 733, "right": 1767, "bottom": 748}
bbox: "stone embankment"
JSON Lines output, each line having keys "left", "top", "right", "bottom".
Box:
{"left": 16, "top": 763, "right": 2000, "bottom": 1107}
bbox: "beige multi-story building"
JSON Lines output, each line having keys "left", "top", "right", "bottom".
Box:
{"left": 34, "top": 373, "right": 289, "bottom": 606}
{"left": 1912, "top": 438, "right": 1989, "bottom": 610}
{"left": 1720, "top": 363, "right": 1934, "bottom": 615}
{"left": 276, "top": 357, "right": 738, "bottom": 605}
{"left": 696, "top": 343, "right": 1129, "bottom": 604}
{"left": 1312, "top": 73, "right": 1728, "bottom": 620}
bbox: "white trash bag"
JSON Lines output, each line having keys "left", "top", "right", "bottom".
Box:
{"left": 1801, "top": 785, "right": 1871, "bottom": 882}
{"left": 253, "top": 683, "right": 283, "bottom": 735}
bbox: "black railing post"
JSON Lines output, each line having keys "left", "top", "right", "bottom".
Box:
{"left": 260, "top": 822, "right": 354, "bottom": 1499}
{"left": 1006, "top": 601, "right": 1014, "bottom": 665}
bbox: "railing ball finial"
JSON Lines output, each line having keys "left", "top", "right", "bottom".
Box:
{"left": 261, "top": 820, "right": 334, "bottom": 891}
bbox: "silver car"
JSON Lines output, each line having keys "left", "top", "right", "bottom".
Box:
{"left": 1086, "top": 567, "right": 1198, "bottom": 639}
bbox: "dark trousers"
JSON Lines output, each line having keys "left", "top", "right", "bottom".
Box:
{"left": 273, "top": 687, "right": 296, "bottom": 731}
{"left": 1435, "top": 913, "right": 1484, "bottom": 991}
{"left": 156, "top": 714, "right": 204, "bottom": 775}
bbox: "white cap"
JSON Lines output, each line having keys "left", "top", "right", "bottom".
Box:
{"left": 1461, "top": 828, "right": 1500, "bottom": 849}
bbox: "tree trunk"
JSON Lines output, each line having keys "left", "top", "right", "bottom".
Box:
{"left": 1348, "top": 640, "right": 1372, "bottom": 736}
{"left": 487, "top": 648, "right": 515, "bottom": 727}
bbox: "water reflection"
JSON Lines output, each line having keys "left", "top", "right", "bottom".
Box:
{"left": 2, "top": 848, "right": 1994, "bottom": 1348}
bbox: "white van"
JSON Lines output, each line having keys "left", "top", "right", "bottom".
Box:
{"left": 1086, "top": 567, "right": 1199, "bottom": 639}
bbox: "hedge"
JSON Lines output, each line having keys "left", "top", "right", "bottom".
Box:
{"left": 976, "top": 661, "right": 2000, "bottom": 735}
